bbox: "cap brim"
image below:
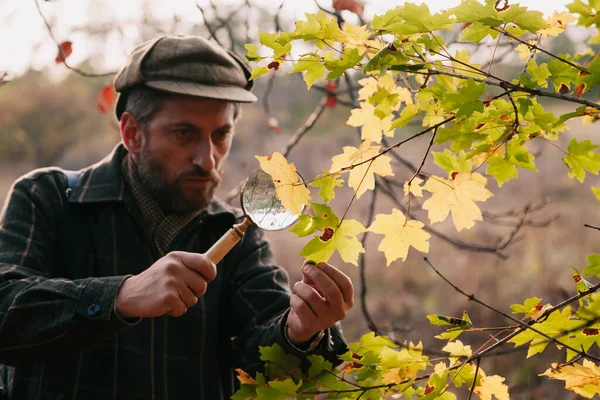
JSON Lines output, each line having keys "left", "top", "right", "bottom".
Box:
{"left": 114, "top": 81, "right": 257, "bottom": 120}
{"left": 146, "top": 80, "right": 257, "bottom": 103}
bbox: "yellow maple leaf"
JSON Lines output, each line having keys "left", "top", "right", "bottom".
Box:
{"left": 474, "top": 375, "right": 510, "bottom": 400}
{"left": 330, "top": 141, "right": 394, "bottom": 199}
{"left": 368, "top": 209, "right": 430, "bottom": 265}
{"left": 342, "top": 22, "right": 381, "bottom": 52}
{"left": 347, "top": 102, "right": 395, "bottom": 144}
{"left": 539, "top": 11, "right": 576, "bottom": 38}
{"left": 541, "top": 360, "right": 600, "bottom": 398}
{"left": 515, "top": 43, "right": 532, "bottom": 61}
{"left": 442, "top": 340, "right": 472, "bottom": 358}
{"left": 404, "top": 177, "right": 424, "bottom": 197}
{"left": 256, "top": 152, "right": 310, "bottom": 216}
{"left": 358, "top": 75, "right": 413, "bottom": 105}
{"left": 422, "top": 173, "right": 493, "bottom": 231}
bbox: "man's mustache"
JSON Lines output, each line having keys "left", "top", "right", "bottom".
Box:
{"left": 178, "top": 169, "right": 221, "bottom": 183}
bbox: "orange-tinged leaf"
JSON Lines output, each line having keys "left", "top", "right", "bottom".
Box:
{"left": 332, "top": 0, "right": 364, "bottom": 17}
{"left": 368, "top": 209, "right": 430, "bottom": 265}
{"left": 256, "top": 152, "right": 310, "bottom": 216}
{"left": 235, "top": 368, "right": 256, "bottom": 385}
{"left": 329, "top": 141, "right": 394, "bottom": 199}
{"left": 97, "top": 84, "right": 115, "bottom": 114}
{"left": 422, "top": 173, "right": 493, "bottom": 231}
{"left": 55, "top": 41, "right": 73, "bottom": 63}
{"left": 267, "top": 117, "right": 283, "bottom": 134}
{"left": 541, "top": 360, "right": 600, "bottom": 398}
{"left": 575, "top": 83, "right": 586, "bottom": 98}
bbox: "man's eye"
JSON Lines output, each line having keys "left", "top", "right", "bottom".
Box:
{"left": 215, "top": 131, "right": 231, "bottom": 140}
{"left": 176, "top": 129, "right": 190, "bottom": 137}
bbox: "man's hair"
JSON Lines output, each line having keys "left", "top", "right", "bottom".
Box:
{"left": 124, "top": 85, "right": 242, "bottom": 129}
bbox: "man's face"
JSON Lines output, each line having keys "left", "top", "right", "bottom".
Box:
{"left": 136, "top": 95, "right": 236, "bottom": 214}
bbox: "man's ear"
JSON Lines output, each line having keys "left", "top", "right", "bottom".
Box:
{"left": 120, "top": 112, "right": 143, "bottom": 161}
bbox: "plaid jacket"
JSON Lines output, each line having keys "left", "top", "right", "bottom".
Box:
{"left": 0, "top": 144, "right": 346, "bottom": 400}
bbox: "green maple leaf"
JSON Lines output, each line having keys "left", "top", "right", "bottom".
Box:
{"left": 460, "top": 22, "right": 497, "bottom": 42}
{"left": 451, "top": 0, "right": 501, "bottom": 25}
{"left": 291, "top": 54, "right": 326, "bottom": 89}
{"left": 401, "top": 3, "right": 454, "bottom": 33}
{"left": 348, "top": 332, "right": 397, "bottom": 354}
{"left": 310, "top": 171, "right": 343, "bottom": 203}
{"left": 511, "top": 297, "right": 543, "bottom": 314}
{"left": 580, "top": 55, "right": 600, "bottom": 92}
{"left": 256, "top": 378, "right": 302, "bottom": 400}
{"left": 564, "top": 323, "right": 600, "bottom": 362}
{"left": 244, "top": 44, "right": 263, "bottom": 62}
{"left": 486, "top": 156, "right": 518, "bottom": 187}
{"left": 291, "top": 11, "right": 347, "bottom": 49}
{"left": 563, "top": 138, "right": 600, "bottom": 183}
{"left": 526, "top": 60, "right": 551, "bottom": 87}
{"left": 323, "top": 48, "right": 363, "bottom": 80}
{"left": 427, "top": 311, "right": 472, "bottom": 341}
{"left": 260, "top": 344, "right": 300, "bottom": 369}
{"left": 249, "top": 66, "right": 270, "bottom": 80}
{"left": 509, "top": 307, "right": 576, "bottom": 357}
{"left": 307, "top": 355, "right": 333, "bottom": 378}
{"left": 582, "top": 254, "right": 600, "bottom": 277}
{"left": 433, "top": 149, "right": 472, "bottom": 175}
{"left": 441, "top": 79, "right": 486, "bottom": 119}
{"left": 548, "top": 57, "right": 579, "bottom": 92}
{"left": 259, "top": 32, "right": 292, "bottom": 59}
{"left": 289, "top": 203, "right": 340, "bottom": 237}
{"left": 504, "top": 7, "right": 547, "bottom": 33}
{"left": 300, "top": 219, "right": 366, "bottom": 265}
{"left": 390, "top": 104, "right": 420, "bottom": 129}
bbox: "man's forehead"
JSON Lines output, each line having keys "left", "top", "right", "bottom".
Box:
{"left": 154, "top": 96, "right": 236, "bottom": 123}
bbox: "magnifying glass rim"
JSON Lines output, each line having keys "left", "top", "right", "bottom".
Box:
{"left": 239, "top": 168, "right": 306, "bottom": 231}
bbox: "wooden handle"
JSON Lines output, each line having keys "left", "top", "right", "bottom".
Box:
{"left": 206, "top": 216, "right": 253, "bottom": 264}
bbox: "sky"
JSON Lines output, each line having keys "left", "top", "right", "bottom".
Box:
{"left": 0, "top": 0, "right": 576, "bottom": 78}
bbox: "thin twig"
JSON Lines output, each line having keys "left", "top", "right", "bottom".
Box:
{"left": 224, "top": 97, "right": 329, "bottom": 203}
{"left": 585, "top": 224, "right": 600, "bottom": 232}
{"left": 196, "top": 3, "right": 225, "bottom": 47}
{"left": 494, "top": 26, "right": 588, "bottom": 73}
{"left": 467, "top": 358, "right": 481, "bottom": 400}
{"left": 418, "top": 69, "right": 600, "bottom": 110}
{"left": 424, "top": 257, "right": 600, "bottom": 363}
{"left": 358, "top": 189, "right": 381, "bottom": 334}
{"left": 34, "top": 0, "right": 117, "bottom": 78}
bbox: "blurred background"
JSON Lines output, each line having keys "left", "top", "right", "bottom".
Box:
{"left": 1, "top": 0, "right": 600, "bottom": 398}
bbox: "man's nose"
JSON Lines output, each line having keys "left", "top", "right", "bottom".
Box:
{"left": 192, "top": 141, "right": 216, "bottom": 172}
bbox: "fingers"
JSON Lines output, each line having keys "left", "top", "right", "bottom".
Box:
{"left": 289, "top": 293, "right": 317, "bottom": 325}
{"left": 305, "top": 262, "right": 354, "bottom": 307}
{"left": 302, "top": 263, "right": 345, "bottom": 309}
{"left": 293, "top": 281, "right": 327, "bottom": 318}
{"left": 172, "top": 251, "right": 217, "bottom": 282}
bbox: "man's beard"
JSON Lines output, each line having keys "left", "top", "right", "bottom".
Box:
{"left": 137, "top": 144, "right": 222, "bottom": 214}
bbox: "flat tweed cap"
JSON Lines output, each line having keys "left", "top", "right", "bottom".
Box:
{"left": 114, "top": 35, "right": 257, "bottom": 120}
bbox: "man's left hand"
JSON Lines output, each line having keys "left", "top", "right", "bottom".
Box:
{"left": 286, "top": 261, "right": 354, "bottom": 345}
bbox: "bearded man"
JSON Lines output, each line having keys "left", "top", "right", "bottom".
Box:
{"left": 0, "top": 36, "right": 352, "bottom": 400}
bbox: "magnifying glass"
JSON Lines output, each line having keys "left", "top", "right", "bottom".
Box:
{"left": 205, "top": 169, "right": 306, "bottom": 264}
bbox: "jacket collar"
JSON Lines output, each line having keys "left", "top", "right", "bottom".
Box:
{"left": 68, "top": 143, "right": 242, "bottom": 221}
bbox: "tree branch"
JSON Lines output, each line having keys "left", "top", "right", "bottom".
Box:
{"left": 424, "top": 257, "right": 600, "bottom": 363}
{"left": 34, "top": 0, "right": 117, "bottom": 78}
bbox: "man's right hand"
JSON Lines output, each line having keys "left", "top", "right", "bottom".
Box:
{"left": 115, "top": 251, "right": 217, "bottom": 319}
